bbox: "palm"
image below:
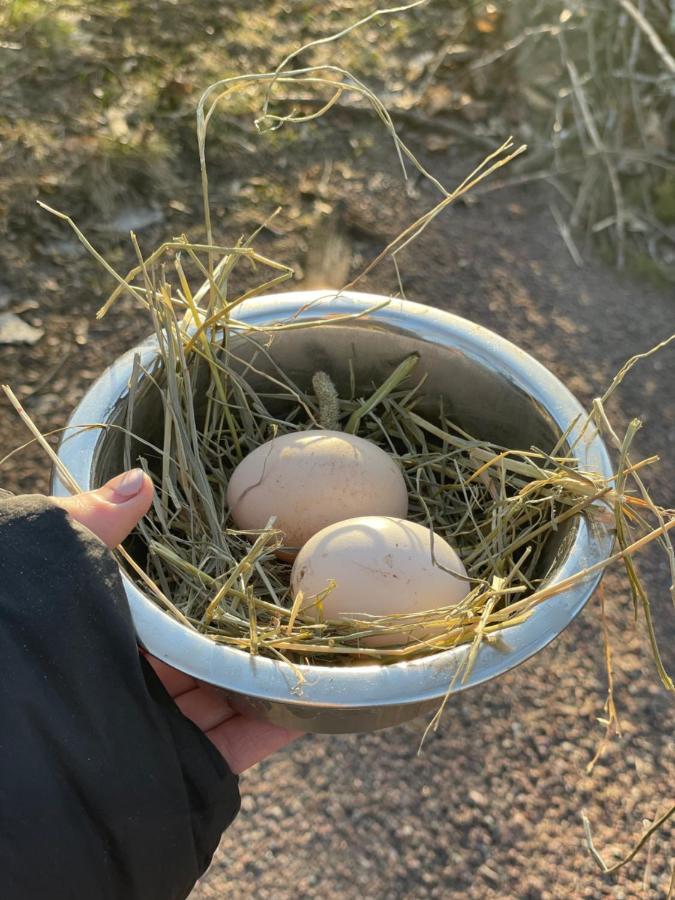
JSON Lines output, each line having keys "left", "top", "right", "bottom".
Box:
{"left": 145, "top": 655, "right": 301, "bottom": 774}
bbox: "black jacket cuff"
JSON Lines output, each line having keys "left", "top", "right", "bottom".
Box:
{"left": 0, "top": 496, "right": 239, "bottom": 900}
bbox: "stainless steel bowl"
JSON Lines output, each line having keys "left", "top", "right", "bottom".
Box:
{"left": 54, "top": 291, "right": 614, "bottom": 733}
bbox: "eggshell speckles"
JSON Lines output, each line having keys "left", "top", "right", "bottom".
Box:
{"left": 290, "top": 516, "right": 469, "bottom": 647}
{"left": 226, "top": 430, "right": 408, "bottom": 555}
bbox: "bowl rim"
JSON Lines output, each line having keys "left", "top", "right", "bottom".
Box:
{"left": 54, "top": 290, "right": 614, "bottom": 709}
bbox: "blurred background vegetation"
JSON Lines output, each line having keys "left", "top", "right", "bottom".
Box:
{"left": 1, "top": 0, "right": 673, "bottom": 283}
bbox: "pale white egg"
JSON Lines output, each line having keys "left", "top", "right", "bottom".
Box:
{"left": 290, "top": 516, "right": 469, "bottom": 648}
{"left": 227, "top": 431, "right": 408, "bottom": 556}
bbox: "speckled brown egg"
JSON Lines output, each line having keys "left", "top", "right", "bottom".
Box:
{"left": 226, "top": 431, "right": 408, "bottom": 556}
{"left": 290, "top": 516, "right": 469, "bottom": 647}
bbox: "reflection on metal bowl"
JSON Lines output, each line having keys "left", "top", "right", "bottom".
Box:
{"left": 55, "top": 291, "right": 614, "bottom": 734}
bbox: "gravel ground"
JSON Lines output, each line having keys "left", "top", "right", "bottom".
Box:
{"left": 1, "top": 120, "right": 673, "bottom": 900}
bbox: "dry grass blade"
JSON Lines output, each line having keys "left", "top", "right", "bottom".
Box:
{"left": 586, "top": 585, "right": 621, "bottom": 774}
{"left": 583, "top": 803, "right": 675, "bottom": 875}
{"left": 616, "top": 0, "right": 675, "bottom": 74}
{"left": 265, "top": 0, "right": 430, "bottom": 104}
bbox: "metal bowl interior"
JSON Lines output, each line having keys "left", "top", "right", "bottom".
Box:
{"left": 54, "top": 291, "right": 614, "bottom": 733}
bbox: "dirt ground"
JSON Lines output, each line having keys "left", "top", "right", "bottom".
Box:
{"left": 1, "top": 3, "right": 674, "bottom": 898}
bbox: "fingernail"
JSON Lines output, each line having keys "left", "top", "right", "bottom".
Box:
{"left": 106, "top": 469, "right": 146, "bottom": 502}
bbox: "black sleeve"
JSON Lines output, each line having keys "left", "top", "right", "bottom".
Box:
{"left": 0, "top": 496, "right": 240, "bottom": 900}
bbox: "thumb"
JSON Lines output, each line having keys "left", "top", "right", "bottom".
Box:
{"left": 52, "top": 469, "right": 154, "bottom": 550}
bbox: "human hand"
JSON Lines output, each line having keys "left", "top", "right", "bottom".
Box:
{"left": 52, "top": 468, "right": 302, "bottom": 774}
